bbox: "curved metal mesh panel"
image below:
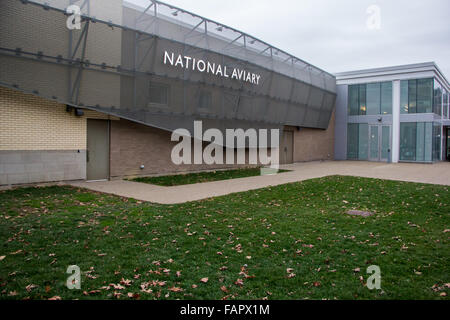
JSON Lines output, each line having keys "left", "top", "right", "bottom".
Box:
{"left": 0, "top": 0, "right": 336, "bottom": 137}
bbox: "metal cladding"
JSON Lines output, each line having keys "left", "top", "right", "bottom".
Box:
{"left": 0, "top": 0, "right": 337, "bottom": 139}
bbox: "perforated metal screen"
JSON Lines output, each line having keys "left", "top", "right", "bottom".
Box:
{"left": 0, "top": 0, "right": 337, "bottom": 139}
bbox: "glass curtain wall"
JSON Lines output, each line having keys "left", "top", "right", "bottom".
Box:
{"left": 348, "top": 82, "right": 392, "bottom": 116}
{"left": 433, "top": 80, "right": 443, "bottom": 116}
{"left": 432, "top": 123, "right": 442, "bottom": 161}
{"left": 400, "top": 122, "right": 433, "bottom": 162}
{"left": 347, "top": 123, "right": 368, "bottom": 160}
{"left": 400, "top": 78, "right": 433, "bottom": 114}
{"left": 444, "top": 92, "right": 448, "bottom": 119}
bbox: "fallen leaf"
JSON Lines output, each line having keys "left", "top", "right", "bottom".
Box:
{"left": 48, "top": 296, "right": 61, "bottom": 300}
{"left": 120, "top": 278, "right": 132, "bottom": 286}
{"left": 200, "top": 277, "right": 209, "bottom": 283}
{"left": 234, "top": 279, "right": 244, "bottom": 286}
{"left": 0, "top": 256, "right": 5, "bottom": 261}
{"left": 220, "top": 286, "right": 229, "bottom": 293}
{"left": 168, "top": 287, "right": 183, "bottom": 292}
{"left": 26, "top": 284, "right": 37, "bottom": 292}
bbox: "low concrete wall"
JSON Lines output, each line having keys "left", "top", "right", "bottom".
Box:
{"left": 0, "top": 150, "right": 86, "bottom": 185}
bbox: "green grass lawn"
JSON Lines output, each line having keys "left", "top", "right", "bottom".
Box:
{"left": 131, "top": 168, "right": 290, "bottom": 186}
{"left": 0, "top": 176, "right": 448, "bottom": 300}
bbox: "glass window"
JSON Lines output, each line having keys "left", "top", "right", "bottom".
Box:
{"left": 366, "top": 83, "right": 381, "bottom": 115}
{"left": 433, "top": 123, "right": 441, "bottom": 161}
{"left": 417, "top": 78, "right": 433, "bottom": 113}
{"left": 444, "top": 92, "right": 448, "bottom": 118}
{"left": 408, "top": 80, "right": 417, "bottom": 114}
{"left": 198, "top": 91, "right": 212, "bottom": 110}
{"left": 349, "top": 82, "right": 392, "bottom": 116}
{"left": 348, "top": 85, "right": 359, "bottom": 116}
{"left": 416, "top": 122, "right": 425, "bottom": 162}
{"left": 358, "top": 123, "right": 368, "bottom": 160}
{"left": 380, "top": 82, "right": 392, "bottom": 114}
{"left": 347, "top": 123, "right": 359, "bottom": 159}
{"left": 347, "top": 123, "right": 368, "bottom": 160}
{"left": 400, "top": 123, "right": 417, "bottom": 161}
{"left": 424, "top": 123, "right": 432, "bottom": 162}
{"left": 359, "top": 85, "right": 367, "bottom": 115}
{"left": 149, "top": 82, "right": 169, "bottom": 105}
{"left": 401, "top": 78, "right": 434, "bottom": 114}
{"left": 400, "top": 122, "right": 434, "bottom": 162}
{"left": 400, "top": 80, "right": 409, "bottom": 114}
{"left": 433, "top": 80, "right": 442, "bottom": 116}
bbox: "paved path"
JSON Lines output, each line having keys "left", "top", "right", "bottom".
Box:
{"left": 68, "top": 161, "right": 450, "bottom": 204}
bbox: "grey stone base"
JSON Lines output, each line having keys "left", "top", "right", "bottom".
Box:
{"left": 0, "top": 150, "right": 86, "bottom": 185}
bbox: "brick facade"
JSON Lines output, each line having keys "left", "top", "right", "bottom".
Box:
{"left": 293, "top": 112, "right": 335, "bottom": 162}
{"left": 0, "top": 86, "right": 116, "bottom": 185}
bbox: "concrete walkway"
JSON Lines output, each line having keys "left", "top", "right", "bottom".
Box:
{"left": 68, "top": 161, "right": 450, "bottom": 204}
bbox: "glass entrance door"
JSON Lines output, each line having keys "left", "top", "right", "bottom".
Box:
{"left": 369, "top": 125, "right": 391, "bottom": 162}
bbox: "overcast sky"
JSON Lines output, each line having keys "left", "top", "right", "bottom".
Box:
{"left": 129, "top": 0, "right": 450, "bottom": 78}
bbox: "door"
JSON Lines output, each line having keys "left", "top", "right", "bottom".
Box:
{"left": 87, "top": 119, "right": 110, "bottom": 181}
{"left": 369, "top": 125, "right": 391, "bottom": 162}
{"left": 280, "top": 130, "right": 294, "bottom": 164}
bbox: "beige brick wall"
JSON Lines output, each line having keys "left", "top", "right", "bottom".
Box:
{"left": 0, "top": 86, "right": 116, "bottom": 151}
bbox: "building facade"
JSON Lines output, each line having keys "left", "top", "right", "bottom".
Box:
{"left": 335, "top": 63, "right": 450, "bottom": 163}
{"left": 0, "top": 1, "right": 448, "bottom": 187}
{"left": 0, "top": 0, "right": 336, "bottom": 185}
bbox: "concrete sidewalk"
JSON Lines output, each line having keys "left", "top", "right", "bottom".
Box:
{"left": 68, "top": 161, "right": 450, "bottom": 204}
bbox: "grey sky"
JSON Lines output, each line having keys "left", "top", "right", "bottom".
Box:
{"left": 129, "top": 0, "right": 450, "bottom": 79}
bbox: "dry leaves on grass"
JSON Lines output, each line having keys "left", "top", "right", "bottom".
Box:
{"left": 200, "top": 277, "right": 209, "bottom": 283}
{"left": 234, "top": 279, "right": 244, "bottom": 287}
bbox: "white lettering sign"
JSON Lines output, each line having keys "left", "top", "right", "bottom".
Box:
{"left": 164, "top": 51, "right": 261, "bottom": 85}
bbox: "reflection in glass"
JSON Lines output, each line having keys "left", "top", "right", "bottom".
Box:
{"left": 369, "top": 125, "right": 379, "bottom": 160}
{"left": 358, "top": 123, "right": 368, "bottom": 160}
{"left": 367, "top": 83, "right": 381, "bottom": 115}
{"left": 380, "top": 82, "right": 392, "bottom": 115}
{"left": 347, "top": 123, "right": 359, "bottom": 159}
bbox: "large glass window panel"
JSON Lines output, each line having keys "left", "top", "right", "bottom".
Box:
{"left": 358, "top": 123, "right": 368, "bottom": 160}
{"left": 444, "top": 93, "right": 448, "bottom": 118}
{"left": 348, "top": 85, "right": 359, "bottom": 116}
{"left": 424, "top": 123, "right": 432, "bottom": 162}
{"left": 347, "top": 123, "right": 359, "bottom": 159}
{"left": 433, "top": 123, "right": 441, "bottom": 161}
{"left": 416, "top": 122, "right": 425, "bottom": 162}
{"left": 381, "top": 126, "right": 390, "bottom": 160}
{"left": 381, "top": 82, "right": 392, "bottom": 115}
{"left": 434, "top": 80, "right": 442, "bottom": 116}
{"left": 359, "top": 85, "right": 367, "bottom": 115}
{"left": 367, "top": 83, "right": 381, "bottom": 115}
{"left": 400, "top": 80, "right": 409, "bottom": 114}
{"left": 417, "top": 78, "right": 433, "bottom": 113}
{"left": 400, "top": 123, "right": 416, "bottom": 161}
{"left": 408, "top": 80, "right": 417, "bottom": 114}
{"left": 369, "top": 126, "right": 379, "bottom": 159}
